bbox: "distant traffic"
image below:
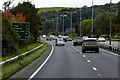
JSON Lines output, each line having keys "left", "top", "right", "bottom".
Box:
{"left": 42, "top": 35, "right": 107, "bottom": 53}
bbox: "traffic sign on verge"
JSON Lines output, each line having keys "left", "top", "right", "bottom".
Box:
{"left": 91, "top": 32, "right": 93, "bottom": 35}
{"left": 12, "top": 22, "right": 30, "bottom": 40}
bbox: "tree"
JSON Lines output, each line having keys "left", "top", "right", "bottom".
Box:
{"left": 15, "top": 13, "right": 26, "bottom": 22}
{"left": 2, "top": 17, "right": 19, "bottom": 56}
{"left": 95, "top": 12, "right": 118, "bottom": 37}
{"left": 3, "top": 0, "right": 13, "bottom": 11}
{"left": 2, "top": 11, "right": 14, "bottom": 22}
{"left": 10, "top": 2, "right": 42, "bottom": 41}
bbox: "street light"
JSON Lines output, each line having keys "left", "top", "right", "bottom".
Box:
{"left": 92, "top": 0, "right": 94, "bottom": 37}
{"left": 60, "top": 15, "right": 67, "bottom": 35}
{"left": 80, "top": 8, "right": 82, "bottom": 39}
{"left": 65, "top": 11, "right": 76, "bottom": 34}
{"left": 109, "top": 0, "right": 112, "bottom": 45}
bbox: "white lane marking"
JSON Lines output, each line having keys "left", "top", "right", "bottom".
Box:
{"left": 80, "top": 52, "right": 81, "bottom": 53}
{"left": 87, "top": 60, "right": 91, "bottom": 63}
{"left": 77, "top": 50, "right": 79, "bottom": 51}
{"left": 83, "top": 55, "right": 86, "bottom": 57}
{"left": 100, "top": 48, "right": 119, "bottom": 56}
{"left": 98, "top": 73, "right": 102, "bottom": 78}
{"left": 28, "top": 42, "right": 54, "bottom": 80}
{"left": 92, "top": 67, "right": 97, "bottom": 71}
{"left": 74, "top": 48, "right": 76, "bottom": 49}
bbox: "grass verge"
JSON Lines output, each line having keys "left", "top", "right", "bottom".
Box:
{"left": 2, "top": 42, "right": 47, "bottom": 79}
{"left": 1, "top": 42, "right": 42, "bottom": 61}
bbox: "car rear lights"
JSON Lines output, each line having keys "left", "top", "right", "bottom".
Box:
{"left": 97, "top": 43, "right": 99, "bottom": 45}
{"left": 84, "top": 43, "right": 86, "bottom": 45}
{"left": 63, "top": 40, "right": 64, "bottom": 42}
{"left": 56, "top": 40, "right": 58, "bottom": 42}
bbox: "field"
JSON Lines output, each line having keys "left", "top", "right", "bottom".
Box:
{"left": 38, "top": 7, "right": 73, "bottom": 13}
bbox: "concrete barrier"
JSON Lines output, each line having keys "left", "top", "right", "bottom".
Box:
{"left": 99, "top": 43, "right": 120, "bottom": 55}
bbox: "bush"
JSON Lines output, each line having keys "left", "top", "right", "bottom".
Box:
{"left": 100, "top": 34, "right": 109, "bottom": 38}
{"left": 2, "top": 18, "right": 19, "bottom": 56}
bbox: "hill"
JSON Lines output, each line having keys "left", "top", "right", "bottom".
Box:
{"left": 38, "top": 7, "right": 73, "bottom": 13}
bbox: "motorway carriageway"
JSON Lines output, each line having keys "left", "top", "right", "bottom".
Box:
{"left": 10, "top": 38, "right": 119, "bottom": 79}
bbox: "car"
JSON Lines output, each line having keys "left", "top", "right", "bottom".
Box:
{"left": 49, "top": 35, "right": 55, "bottom": 39}
{"left": 55, "top": 38, "right": 65, "bottom": 46}
{"left": 82, "top": 38, "right": 99, "bottom": 53}
{"left": 68, "top": 38, "right": 73, "bottom": 41}
{"left": 98, "top": 37, "right": 105, "bottom": 42}
{"left": 43, "top": 35, "right": 46, "bottom": 38}
{"left": 53, "top": 36, "right": 57, "bottom": 40}
{"left": 61, "top": 36, "right": 67, "bottom": 42}
{"left": 58, "top": 35, "right": 62, "bottom": 38}
{"left": 73, "top": 39, "right": 83, "bottom": 46}
{"left": 46, "top": 37, "right": 52, "bottom": 41}
{"left": 83, "top": 36, "right": 88, "bottom": 41}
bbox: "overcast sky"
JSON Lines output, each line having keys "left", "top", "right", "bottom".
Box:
{"left": 0, "top": 0, "right": 120, "bottom": 10}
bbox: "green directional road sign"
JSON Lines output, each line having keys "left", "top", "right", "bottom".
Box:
{"left": 12, "top": 22, "right": 30, "bottom": 40}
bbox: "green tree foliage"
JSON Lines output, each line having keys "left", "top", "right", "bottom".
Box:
{"left": 40, "top": 2, "right": 119, "bottom": 35}
{"left": 10, "top": 2, "right": 42, "bottom": 41}
{"left": 81, "top": 19, "right": 95, "bottom": 37}
{"left": 94, "top": 12, "right": 118, "bottom": 37}
{"left": 117, "top": 2, "right": 120, "bottom": 37}
{"left": 2, "top": 18, "right": 19, "bottom": 56}
{"left": 42, "top": 19, "right": 55, "bottom": 35}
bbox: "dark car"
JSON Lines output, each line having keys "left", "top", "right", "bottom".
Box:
{"left": 82, "top": 38, "right": 99, "bottom": 53}
{"left": 46, "top": 37, "right": 52, "bottom": 41}
{"left": 62, "top": 37, "right": 67, "bottom": 42}
{"left": 73, "top": 39, "right": 83, "bottom": 46}
{"left": 68, "top": 38, "right": 73, "bottom": 41}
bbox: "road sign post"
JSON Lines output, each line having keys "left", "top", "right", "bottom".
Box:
{"left": 12, "top": 22, "right": 30, "bottom": 49}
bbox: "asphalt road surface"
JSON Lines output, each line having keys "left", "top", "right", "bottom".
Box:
{"left": 10, "top": 38, "right": 119, "bottom": 80}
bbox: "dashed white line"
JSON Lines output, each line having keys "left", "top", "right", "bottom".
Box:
{"left": 92, "top": 67, "right": 97, "bottom": 71}
{"left": 80, "top": 52, "right": 81, "bottom": 53}
{"left": 83, "top": 55, "right": 86, "bottom": 57}
{"left": 28, "top": 42, "right": 54, "bottom": 80}
{"left": 77, "top": 50, "right": 79, "bottom": 51}
{"left": 87, "top": 60, "right": 91, "bottom": 63}
{"left": 98, "top": 73, "right": 102, "bottom": 78}
{"left": 74, "top": 48, "right": 76, "bottom": 49}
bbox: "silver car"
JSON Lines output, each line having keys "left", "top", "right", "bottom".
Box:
{"left": 55, "top": 38, "right": 65, "bottom": 46}
{"left": 98, "top": 37, "right": 105, "bottom": 42}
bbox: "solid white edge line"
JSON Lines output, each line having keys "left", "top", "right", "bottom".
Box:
{"left": 28, "top": 42, "right": 54, "bottom": 80}
{"left": 100, "top": 48, "right": 119, "bottom": 56}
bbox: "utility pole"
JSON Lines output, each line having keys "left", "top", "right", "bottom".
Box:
{"left": 57, "top": 17, "right": 59, "bottom": 33}
{"left": 92, "top": 0, "right": 94, "bottom": 37}
{"left": 80, "top": 8, "right": 82, "bottom": 39}
{"left": 109, "top": 0, "right": 112, "bottom": 45}
{"left": 71, "top": 12, "right": 72, "bottom": 34}
{"left": 63, "top": 16, "right": 64, "bottom": 35}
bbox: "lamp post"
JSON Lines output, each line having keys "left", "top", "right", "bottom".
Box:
{"left": 80, "top": 8, "right": 82, "bottom": 39}
{"left": 70, "top": 12, "right": 72, "bottom": 34}
{"left": 60, "top": 15, "right": 67, "bottom": 35}
{"left": 66, "top": 12, "right": 76, "bottom": 34}
{"left": 109, "top": 0, "right": 112, "bottom": 45}
{"left": 92, "top": 0, "right": 94, "bottom": 37}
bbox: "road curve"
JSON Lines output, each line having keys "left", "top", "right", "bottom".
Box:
{"left": 10, "top": 39, "right": 119, "bottom": 80}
